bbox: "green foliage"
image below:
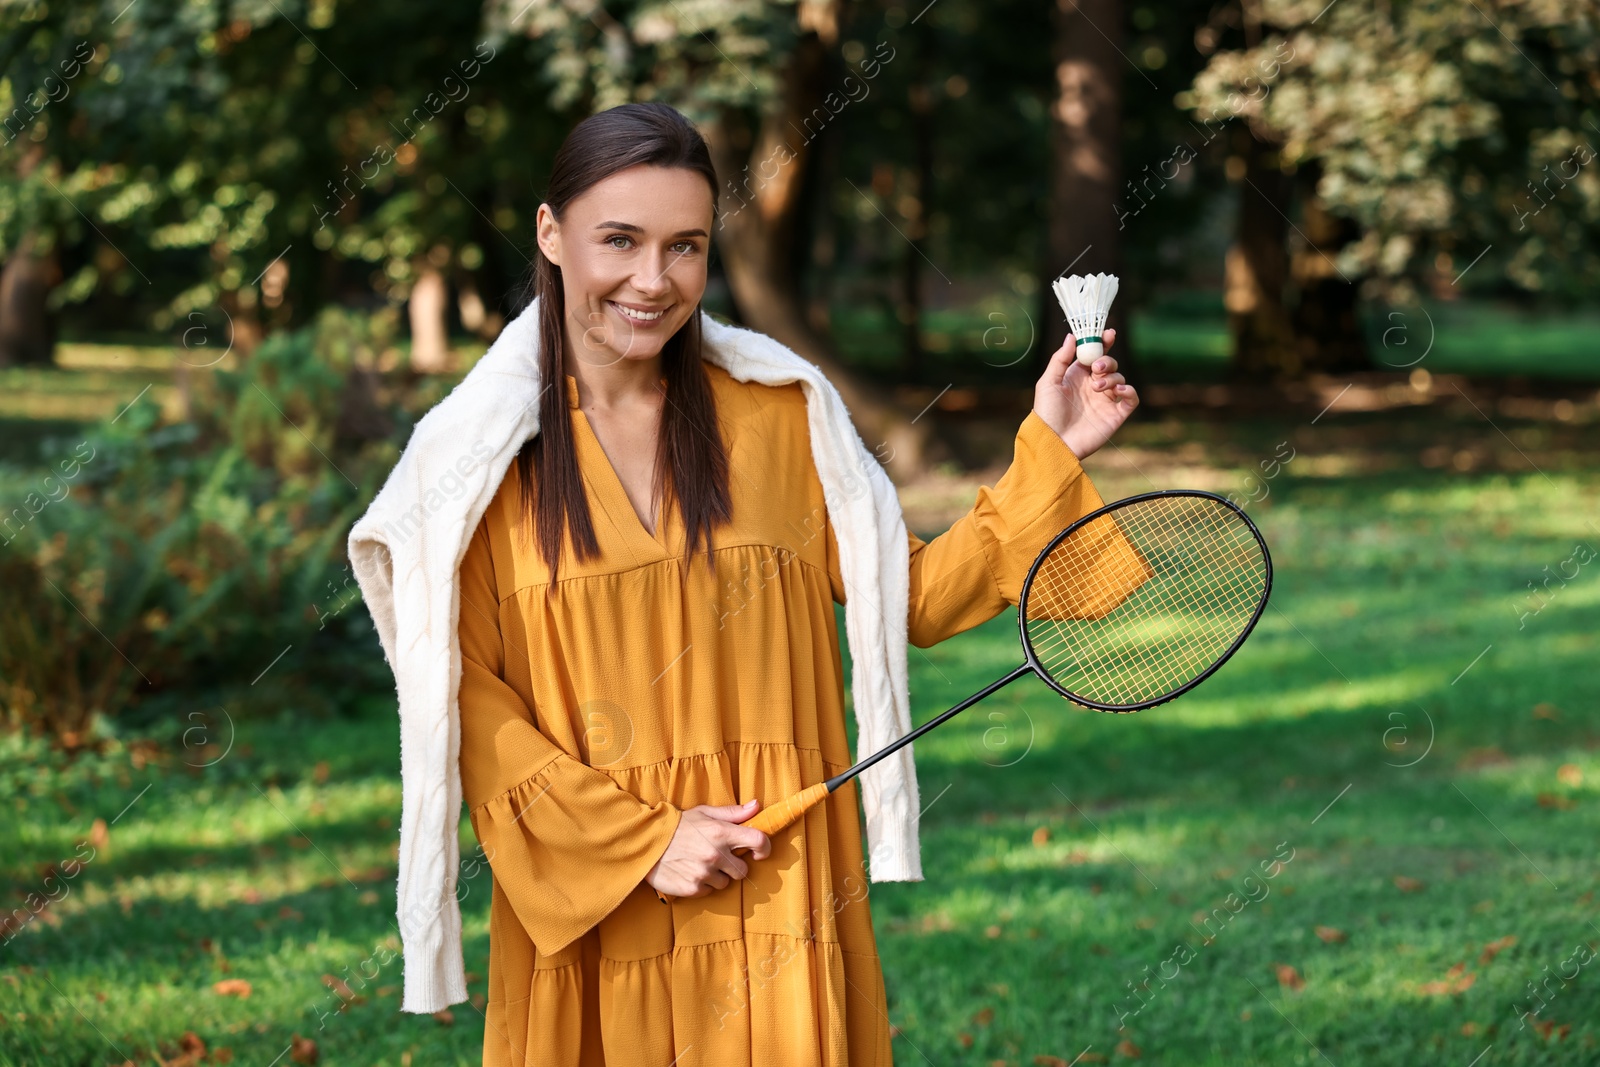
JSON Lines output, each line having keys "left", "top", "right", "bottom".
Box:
{"left": 0, "top": 315, "right": 407, "bottom": 738}
{"left": 1187, "top": 0, "right": 1600, "bottom": 302}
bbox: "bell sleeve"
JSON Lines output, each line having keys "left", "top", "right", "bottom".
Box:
{"left": 455, "top": 517, "right": 683, "bottom": 956}
{"left": 826, "top": 409, "right": 1111, "bottom": 647}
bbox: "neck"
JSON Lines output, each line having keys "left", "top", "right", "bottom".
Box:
{"left": 562, "top": 332, "right": 665, "bottom": 410}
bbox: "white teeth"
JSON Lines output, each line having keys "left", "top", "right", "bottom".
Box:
{"left": 611, "top": 302, "right": 666, "bottom": 322}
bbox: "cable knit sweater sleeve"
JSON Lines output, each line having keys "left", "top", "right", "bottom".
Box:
{"left": 455, "top": 518, "right": 683, "bottom": 957}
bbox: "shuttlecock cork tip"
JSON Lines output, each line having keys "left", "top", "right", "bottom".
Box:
{"left": 1052, "top": 272, "right": 1120, "bottom": 365}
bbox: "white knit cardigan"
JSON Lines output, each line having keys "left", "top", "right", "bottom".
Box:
{"left": 347, "top": 295, "right": 923, "bottom": 1014}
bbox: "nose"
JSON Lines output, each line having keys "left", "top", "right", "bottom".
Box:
{"left": 631, "top": 246, "right": 674, "bottom": 299}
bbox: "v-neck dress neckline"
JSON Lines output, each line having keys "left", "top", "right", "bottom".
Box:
{"left": 565, "top": 372, "right": 675, "bottom": 558}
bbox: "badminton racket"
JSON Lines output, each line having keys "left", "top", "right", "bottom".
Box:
{"left": 657, "top": 489, "right": 1272, "bottom": 901}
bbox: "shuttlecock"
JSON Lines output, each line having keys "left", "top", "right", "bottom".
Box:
{"left": 1052, "top": 272, "right": 1119, "bottom": 365}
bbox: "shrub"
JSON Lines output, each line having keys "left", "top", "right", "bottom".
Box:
{"left": 0, "top": 310, "right": 415, "bottom": 739}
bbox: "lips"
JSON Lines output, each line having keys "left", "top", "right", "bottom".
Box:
{"left": 609, "top": 301, "right": 670, "bottom": 322}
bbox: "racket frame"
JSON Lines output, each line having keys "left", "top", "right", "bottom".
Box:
{"left": 1017, "top": 488, "right": 1273, "bottom": 713}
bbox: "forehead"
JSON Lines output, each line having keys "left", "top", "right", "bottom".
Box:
{"left": 565, "top": 164, "right": 714, "bottom": 231}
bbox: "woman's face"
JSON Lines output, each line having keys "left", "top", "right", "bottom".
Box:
{"left": 536, "top": 163, "right": 715, "bottom": 369}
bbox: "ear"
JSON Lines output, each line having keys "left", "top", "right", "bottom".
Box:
{"left": 535, "top": 203, "right": 561, "bottom": 266}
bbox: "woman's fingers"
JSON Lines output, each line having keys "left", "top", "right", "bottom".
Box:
{"left": 715, "top": 844, "right": 749, "bottom": 882}
{"left": 699, "top": 798, "right": 759, "bottom": 822}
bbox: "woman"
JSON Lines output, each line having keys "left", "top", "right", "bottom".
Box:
{"left": 455, "top": 102, "right": 1137, "bottom": 1067}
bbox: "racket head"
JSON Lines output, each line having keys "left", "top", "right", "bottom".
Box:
{"left": 1017, "top": 489, "right": 1272, "bottom": 713}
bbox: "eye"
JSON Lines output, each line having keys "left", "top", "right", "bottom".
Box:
{"left": 671, "top": 240, "right": 699, "bottom": 255}
{"left": 606, "top": 234, "right": 632, "bottom": 249}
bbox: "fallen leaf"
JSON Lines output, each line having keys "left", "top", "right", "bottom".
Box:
{"left": 88, "top": 818, "right": 109, "bottom": 850}
{"left": 278, "top": 906, "right": 303, "bottom": 921}
{"left": 974, "top": 1007, "right": 995, "bottom": 1026}
{"left": 985, "top": 925, "right": 1002, "bottom": 939}
{"left": 1134, "top": 917, "right": 1156, "bottom": 930}
{"left": 213, "top": 1049, "right": 234, "bottom": 1064}
{"left": 1274, "top": 963, "right": 1305, "bottom": 991}
{"left": 1537, "top": 793, "right": 1576, "bottom": 810}
{"left": 1032, "top": 826, "right": 1051, "bottom": 847}
{"left": 312, "top": 760, "right": 330, "bottom": 784}
{"left": 432, "top": 1009, "right": 455, "bottom": 1026}
{"left": 1033, "top": 1057, "right": 1068, "bottom": 1067}
{"left": 1532, "top": 703, "right": 1561, "bottom": 720}
{"left": 211, "top": 979, "right": 252, "bottom": 998}
{"left": 1115, "top": 1038, "right": 1142, "bottom": 1058}
{"left": 1314, "top": 926, "right": 1347, "bottom": 943}
{"left": 289, "top": 1034, "right": 319, "bottom": 1064}
{"left": 1418, "top": 962, "right": 1476, "bottom": 996}
{"left": 1393, "top": 876, "right": 1425, "bottom": 893}
{"left": 1479, "top": 935, "right": 1516, "bottom": 964}
{"left": 1533, "top": 1019, "right": 1571, "bottom": 1041}
{"left": 1089, "top": 944, "right": 1110, "bottom": 956}
{"left": 958, "top": 1032, "right": 974, "bottom": 1048}
{"left": 322, "top": 975, "right": 355, "bottom": 1002}
{"left": 1461, "top": 1022, "right": 1480, "bottom": 1036}
{"left": 1457, "top": 747, "right": 1511, "bottom": 771}
{"left": 1557, "top": 764, "right": 1583, "bottom": 787}
{"left": 241, "top": 888, "right": 262, "bottom": 905}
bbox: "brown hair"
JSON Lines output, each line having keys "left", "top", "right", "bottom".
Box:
{"left": 512, "top": 102, "right": 732, "bottom": 593}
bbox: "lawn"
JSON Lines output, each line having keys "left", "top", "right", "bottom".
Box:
{"left": 3, "top": 363, "right": 1599, "bottom": 1065}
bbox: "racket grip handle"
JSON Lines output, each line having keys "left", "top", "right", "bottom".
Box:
{"left": 653, "top": 784, "right": 833, "bottom": 905}
{"left": 740, "top": 782, "right": 831, "bottom": 836}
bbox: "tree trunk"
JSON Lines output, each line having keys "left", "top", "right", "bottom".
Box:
{"left": 1291, "top": 170, "right": 1369, "bottom": 373}
{"left": 900, "top": 35, "right": 935, "bottom": 383}
{"left": 0, "top": 230, "right": 59, "bottom": 367}
{"left": 1226, "top": 133, "right": 1296, "bottom": 376}
{"left": 408, "top": 265, "right": 451, "bottom": 373}
{"left": 1039, "top": 0, "right": 1127, "bottom": 379}
{"left": 703, "top": 26, "right": 940, "bottom": 481}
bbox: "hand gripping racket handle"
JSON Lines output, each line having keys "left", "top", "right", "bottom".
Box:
{"left": 653, "top": 784, "right": 832, "bottom": 904}
{"left": 743, "top": 782, "right": 831, "bottom": 835}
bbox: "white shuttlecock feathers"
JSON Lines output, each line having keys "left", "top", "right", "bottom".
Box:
{"left": 1052, "top": 272, "right": 1120, "bottom": 365}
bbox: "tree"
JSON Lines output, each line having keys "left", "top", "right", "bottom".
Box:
{"left": 0, "top": 1, "right": 568, "bottom": 369}
{"left": 1189, "top": 0, "right": 1600, "bottom": 375}
{"left": 1041, "top": 0, "right": 1126, "bottom": 373}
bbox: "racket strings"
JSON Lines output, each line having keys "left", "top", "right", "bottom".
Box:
{"left": 1023, "top": 496, "right": 1268, "bottom": 706}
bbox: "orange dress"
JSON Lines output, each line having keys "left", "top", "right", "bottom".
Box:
{"left": 455, "top": 362, "right": 1109, "bottom": 1067}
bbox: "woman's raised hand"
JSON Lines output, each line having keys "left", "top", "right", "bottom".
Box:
{"left": 1032, "top": 327, "right": 1139, "bottom": 460}
{"left": 645, "top": 798, "right": 772, "bottom": 898}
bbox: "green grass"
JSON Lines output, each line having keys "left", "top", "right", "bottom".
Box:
{"left": 830, "top": 296, "right": 1600, "bottom": 385}
{"left": 5, "top": 409, "right": 1600, "bottom": 1065}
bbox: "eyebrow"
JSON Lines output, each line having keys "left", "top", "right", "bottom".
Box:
{"left": 594, "top": 220, "right": 709, "bottom": 239}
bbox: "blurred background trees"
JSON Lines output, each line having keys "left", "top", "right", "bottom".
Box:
{"left": 3, "top": 0, "right": 1599, "bottom": 739}
{"left": 6, "top": 0, "right": 1595, "bottom": 384}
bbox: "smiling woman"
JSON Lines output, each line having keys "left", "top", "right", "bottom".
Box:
{"left": 448, "top": 101, "right": 1136, "bottom": 1067}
